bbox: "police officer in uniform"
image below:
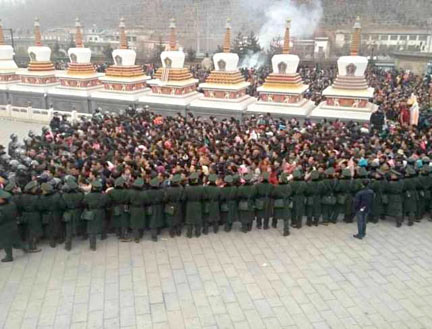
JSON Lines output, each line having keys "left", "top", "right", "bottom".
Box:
{"left": 164, "top": 174, "right": 184, "bottom": 237}
{"left": 305, "top": 170, "right": 322, "bottom": 226}
{"left": 386, "top": 170, "right": 404, "bottom": 227}
{"left": 290, "top": 170, "right": 307, "bottom": 228}
{"left": 147, "top": 177, "right": 165, "bottom": 241}
{"left": 203, "top": 174, "right": 221, "bottom": 234}
{"left": 255, "top": 172, "right": 274, "bottom": 230}
{"left": 220, "top": 175, "right": 237, "bottom": 232}
{"left": 108, "top": 177, "right": 131, "bottom": 242}
{"left": 39, "top": 183, "right": 64, "bottom": 248}
{"left": 128, "top": 177, "right": 148, "bottom": 243}
{"left": 61, "top": 178, "right": 84, "bottom": 251}
{"left": 0, "top": 189, "right": 26, "bottom": 262}
{"left": 83, "top": 180, "right": 109, "bottom": 250}
{"left": 184, "top": 172, "right": 205, "bottom": 238}
{"left": 237, "top": 174, "right": 256, "bottom": 233}
{"left": 272, "top": 173, "right": 292, "bottom": 236}
{"left": 20, "top": 181, "right": 43, "bottom": 252}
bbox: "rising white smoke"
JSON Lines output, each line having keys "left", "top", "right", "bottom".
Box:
{"left": 258, "top": 0, "right": 323, "bottom": 49}
{"left": 239, "top": 50, "right": 267, "bottom": 68}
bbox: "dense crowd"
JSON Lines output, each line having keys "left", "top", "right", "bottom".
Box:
{"left": 0, "top": 67, "right": 432, "bottom": 262}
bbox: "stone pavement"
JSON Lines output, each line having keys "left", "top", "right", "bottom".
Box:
{"left": 1, "top": 218, "right": 432, "bottom": 329}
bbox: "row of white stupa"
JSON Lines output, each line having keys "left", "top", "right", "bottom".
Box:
{"left": 0, "top": 17, "right": 375, "bottom": 121}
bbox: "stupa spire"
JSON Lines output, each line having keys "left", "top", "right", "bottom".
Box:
{"left": 223, "top": 18, "right": 231, "bottom": 53}
{"left": 350, "top": 16, "right": 361, "bottom": 56}
{"left": 169, "top": 18, "right": 177, "bottom": 51}
{"left": 119, "top": 17, "right": 128, "bottom": 49}
{"left": 0, "top": 19, "right": 5, "bottom": 46}
{"left": 75, "top": 18, "right": 83, "bottom": 48}
{"left": 283, "top": 19, "right": 291, "bottom": 54}
{"left": 34, "top": 17, "right": 42, "bottom": 46}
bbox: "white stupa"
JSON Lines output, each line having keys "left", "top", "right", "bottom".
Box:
{"left": 0, "top": 18, "right": 19, "bottom": 88}
{"left": 140, "top": 18, "right": 201, "bottom": 111}
{"left": 11, "top": 18, "right": 58, "bottom": 92}
{"left": 310, "top": 17, "right": 376, "bottom": 122}
{"left": 48, "top": 18, "right": 103, "bottom": 112}
{"left": 247, "top": 18, "right": 315, "bottom": 118}
{"left": 189, "top": 18, "right": 256, "bottom": 118}
{"left": 53, "top": 18, "right": 103, "bottom": 93}
{"left": 92, "top": 17, "right": 150, "bottom": 108}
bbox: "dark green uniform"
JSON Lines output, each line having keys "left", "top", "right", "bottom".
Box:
{"left": 369, "top": 173, "right": 386, "bottom": 223}
{"left": 320, "top": 174, "right": 338, "bottom": 224}
{"left": 164, "top": 178, "right": 184, "bottom": 237}
{"left": 220, "top": 176, "right": 237, "bottom": 232}
{"left": 39, "top": 185, "right": 64, "bottom": 248}
{"left": 416, "top": 167, "right": 431, "bottom": 221}
{"left": 290, "top": 171, "right": 307, "bottom": 228}
{"left": 147, "top": 178, "right": 165, "bottom": 241}
{"left": 128, "top": 179, "right": 148, "bottom": 242}
{"left": 336, "top": 170, "right": 355, "bottom": 223}
{"left": 0, "top": 191, "right": 24, "bottom": 262}
{"left": 305, "top": 171, "right": 322, "bottom": 226}
{"left": 237, "top": 175, "right": 256, "bottom": 233}
{"left": 19, "top": 182, "right": 43, "bottom": 252}
{"left": 108, "top": 179, "right": 131, "bottom": 241}
{"left": 61, "top": 185, "right": 84, "bottom": 251}
{"left": 403, "top": 169, "right": 418, "bottom": 226}
{"left": 184, "top": 175, "right": 205, "bottom": 237}
{"left": 83, "top": 182, "right": 109, "bottom": 250}
{"left": 271, "top": 176, "right": 292, "bottom": 235}
{"left": 255, "top": 174, "right": 274, "bottom": 229}
{"left": 202, "top": 178, "right": 221, "bottom": 234}
{"left": 385, "top": 174, "right": 404, "bottom": 227}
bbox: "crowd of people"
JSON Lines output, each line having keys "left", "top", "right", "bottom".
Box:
{"left": 0, "top": 66, "right": 431, "bottom": 262}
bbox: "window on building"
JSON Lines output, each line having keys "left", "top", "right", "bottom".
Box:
{"left": 409, "top": 35, "right": 417, "bottom": 41}
{"left": 390, "top": 35, "right": 398, "bottom": 40}
{"left": 89, "top": 37, "right": 93, "bottom": 41}
{"left": 380, "top": 35, "right": 389, "bottom": 41}
{"left": 399, "top": 35, "right": 407, "bottom": 41}
{"left": 132, "top": 37, "right": 137, "bottom": 42}
{"left": 419, "top": 35, "right": 427, "bottom": 41}
{"left": 371, "top": 34, "right": 379, "bottom": 41}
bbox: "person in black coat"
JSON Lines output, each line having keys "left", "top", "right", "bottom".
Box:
{"left": 353, "top": 179, "right": 375, "bottom": 240}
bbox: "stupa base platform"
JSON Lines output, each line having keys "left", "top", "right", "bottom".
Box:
{"left": 247, "top": 100, "right": 315, "bottom": 119}
{"left": 309, "top": 100, "right": 377, "bottom": 122}
{"left": 0, "top": 71, "right": 20, "bottom": 84}
{"left": 189, "top": 95, "right": 256, "bottom": 120}
{"left": 147, "top": 79, "right": 198, "bottom": 96}
{"left": 16, "top": 69, "right": 59, "bottom": 86}
{"left": 99, "top": 75, "right": 150, "bottom": 94}
{"left": 199, "top": 82, "right": 250, "bottom": 100}
{"left": 91, "top": 90, "right": 151, "bottom": 112}
{"left": 56, "top": 72, "right": 103, "bottom": 90}
{"left": 139, "top": 92, "right": 203, "bottom": 116}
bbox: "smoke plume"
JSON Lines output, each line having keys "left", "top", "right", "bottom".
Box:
{"left": 258, "top": 0, "right": 323, "bottom": 49}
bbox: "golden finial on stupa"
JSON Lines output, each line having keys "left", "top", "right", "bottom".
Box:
{"left": 283, "top": 19, "right": 291, "bottom": 54}
{"left": 350, "top": 16, "right": 361, "bottom": 56}
{"left": 34, "top": 17, "right": 42, "bottom": 46}
{"left": 119, "top": 17, "right": 128, "bottom": 49}
{"left": 75, "top": 18, "right": 83, "bottom": 48}
{"left": 223, "top": 18, "right": 231, "bottom": 53}
{"left": 0, "top": 19, "right": 5, "bottom": 46}
{"left": 169, "top": 18, "right": 177, "bottom": 51}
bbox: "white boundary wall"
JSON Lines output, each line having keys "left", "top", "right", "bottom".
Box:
{"left": 0, "top": 104, "right": 92, "bottom": 123}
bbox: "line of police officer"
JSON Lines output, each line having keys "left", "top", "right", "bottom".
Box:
{"left": 1, "top": 158, "right": 431, "bottom": 262}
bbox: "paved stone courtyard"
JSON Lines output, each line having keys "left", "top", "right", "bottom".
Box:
{"left": 1, "top": 120, "right": 432, "bottom": 329}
